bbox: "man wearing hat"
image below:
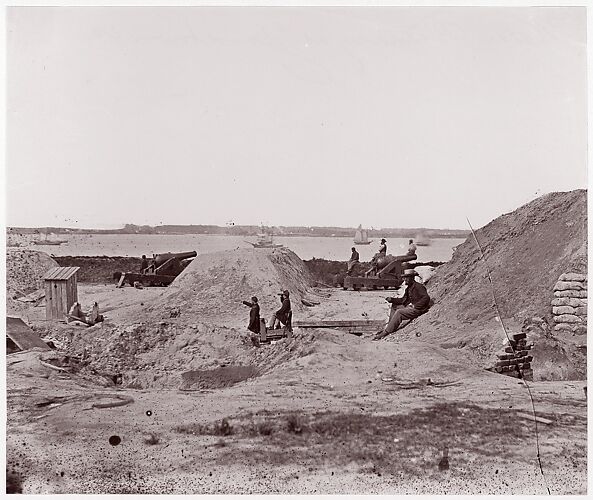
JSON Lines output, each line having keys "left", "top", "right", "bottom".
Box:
{"left": 269, "top": 290, "right": 292, "bottom": 331}
{"left": 373, "top": 269, "right": 431, "bottom": 340}
{"left": 347, "top": 247, "right": 360, "bottom": 276}
{"left": 242, "top": 296, "right": 260, "bottom": 334}
{"left": 378, "top": 238, "right": 387, "bottom": 255}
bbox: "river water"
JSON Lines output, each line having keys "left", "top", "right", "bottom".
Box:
{"left": 22, "top": 234, "right": 466, "bottom": 262}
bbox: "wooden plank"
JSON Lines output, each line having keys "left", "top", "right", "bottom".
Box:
{"left": 17, "top": 289, "right": 45, "bottom": 303}
{"left": 515, "top": 412, "right": 553, "bottom": 425}
{"left": 48, "top": 282, "right": 56, "bottom": 319}
{"left": 260, "top": 320, "right": 267, "bottom": 342}
{"left": 294, "top": 320, "right": 384, "bottom": 328}
{"left": 60, "top": 282, "right": 68, "bottom": 318}
{"left": 66, "top": 276, "right": 75, "bottom": 312}
{"left": 50, "top": 282, "right": 57, "bottom": 319}
{"left": 6, "top": 316, "right": 50, "bottom": 351}
{"left": 55, "top": 282, "right": 64, "bottom": 320}
{"left": 45, "top": 281, "right": 52, "bottom": 320}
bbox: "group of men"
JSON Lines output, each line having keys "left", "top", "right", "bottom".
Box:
{"left": 346, "top": 237, "right": 430, "bottom": 339}
{"left": 242, "top": 290, "right": 292, "bottom": 335}
{"left": 347, "top": 238, "right": 418, "bottom": 276}
{"left": 241, "top": 237, "right": 430, "bottom": 341}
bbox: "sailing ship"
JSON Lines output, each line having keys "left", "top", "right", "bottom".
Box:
{"left": 246, "top": 227, "right": 283, "bottom": 249}
{"left": 32, "top": 232, "right": 68, "bottom": 246}
{"left": 414, "top": 232, "right": 431, "bottom": 246}
{"left": 354, "top": 225, "right": 372, "bottom": 245}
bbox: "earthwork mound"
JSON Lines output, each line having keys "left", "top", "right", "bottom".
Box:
{"left": 146, "top": 247, "right": 317, "bottom": 327}
{"left": 6, "top": 249, "right": 57, "bottom": 298}
{"left": 407, "top": 189, "right": 587, "bottom": 379}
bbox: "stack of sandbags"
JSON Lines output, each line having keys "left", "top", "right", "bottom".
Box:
{"left": 552, "top": 273, "right": 587, "bottom": 335}
{"left": 492, "top": 333, "right": 533, "bottom": 381}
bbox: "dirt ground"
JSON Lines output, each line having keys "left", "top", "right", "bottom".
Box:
{"left": 6, "top": 283, "right": 587, "bottom": 494}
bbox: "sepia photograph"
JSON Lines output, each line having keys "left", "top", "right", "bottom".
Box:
{"left": 4, "top": 4, "right": 588, "bottom": 494}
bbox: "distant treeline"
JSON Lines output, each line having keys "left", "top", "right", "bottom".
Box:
{"left": 7, "top": 224, "right": 469, "bottom": 239}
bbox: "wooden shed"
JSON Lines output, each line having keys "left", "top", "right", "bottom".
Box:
{"left": 43, "top": 267, "right": 80, "bottom": 320}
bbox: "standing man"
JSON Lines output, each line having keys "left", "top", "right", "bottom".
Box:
{"left": 407, "top": 239, "right": 417, "bottom": 256}
{"left": 269, "top": 290, "right": 292, "bottom": 330}
{"left": 379, "top": 238, "right": 387, "bottom": 255}
{"left": 347, "top": 247, "right": 360, "bottom": 275}
{"left": 373, "top": 269, "right": 431, "bottom": 340}
{"left": 242, "top": 296, "right": 260, "bottom": 334}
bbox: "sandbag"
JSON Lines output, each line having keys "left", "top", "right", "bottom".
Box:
{"left": 554, "top": 281, "right": 586, "bottom": 292}
{"left": 553, "top": 314, "right": 582, "bottom": 324}
{"left": 553, "top": 290, "right": 588, "bottom": 298}
{"left": 558, "top": 273, "right": 587, "bottom": 282}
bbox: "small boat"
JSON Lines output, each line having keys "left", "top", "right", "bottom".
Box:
{"left": 354, "top": 225, "right": 372, "bottom": 245}
{"left": 33, "top": 240, "right": 66, "bottom": 246}
{"left": 32, "top": 233, "right": 68, "bottom": 245}
{"left": 414, "top": 233, "right": 431, "bottom": 246}
{"left": 246, "top": 227, "right": 283, "bottom": 249}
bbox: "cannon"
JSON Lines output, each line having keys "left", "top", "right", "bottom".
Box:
{"left": 117, "top": 251, "right": 197, "bottom": 288}
{"left": 343, "top": 253, "right": 416, "bottom": 291}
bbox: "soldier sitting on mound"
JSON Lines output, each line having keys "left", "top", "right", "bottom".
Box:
{"left": 269, "top": 290, "right": 292, "bottom": 331}
{"left": 373, "top": 269, "right": 430, "bottom": 340}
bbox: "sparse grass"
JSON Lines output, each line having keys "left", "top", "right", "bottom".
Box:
{"left": 286, "top": 413, "right": 303, "bottom": 434}
{"left": 174, "top": 418, "right": 233, "bottom": 436}
{"left": 174, "top": 403, "right": 551, "bottom": 475}
{"left": 143, "top": 433, "right": 161, "bottom": 445}
{"left": 170, "top": 402, "right": 559, "bottom": 478}
{"left": 256, "top": 421, "right": 274, "bottom": 436}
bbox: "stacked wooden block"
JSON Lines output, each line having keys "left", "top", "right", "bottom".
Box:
{"left": 552, "top": 273, "right": 587, "bottom": 335}
{"left": 493, "top": 332, "right": 533, "bottom": 380}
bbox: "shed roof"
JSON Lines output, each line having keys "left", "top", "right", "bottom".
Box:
{"left": 43, "top": 266, "right": 80, "bottom": 281}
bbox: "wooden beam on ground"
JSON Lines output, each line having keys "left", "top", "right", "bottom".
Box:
{"left": 515, "top": 412, "right": 553, "bottom": 425}
{"left": 294, "top": 320, "right": 384, "bottom": 329}
{"left": 6, "top": 316, "right": 50, "bottom": 351}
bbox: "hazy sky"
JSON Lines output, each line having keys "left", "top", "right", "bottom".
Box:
{"left": 6, "top": 7, "right": 587, "bottom": 230}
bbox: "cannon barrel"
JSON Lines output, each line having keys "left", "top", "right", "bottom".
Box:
{"left": 154, "top": 251, "right": 197, "bottom": 267}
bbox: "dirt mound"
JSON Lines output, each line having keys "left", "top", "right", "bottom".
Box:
{"left": 144, "top": 247, "right": 317, "bottom": 327}
{"left": 6, "top": 249, "right": 58, "bottom": 298}
{"left": 6, "top": 249, "right": 58, "bottom": 317}
{"left": 406, "top": 190, "right": 587, "bottom": 379}
{"left": 61, "top": 247, "right": 319, "bottom": 388}
{"left": 64, "top": 320, "right": 318, "bottom": 389}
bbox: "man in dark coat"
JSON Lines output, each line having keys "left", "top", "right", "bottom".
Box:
{"left": 269, "top": 290, "right": 292, "bottom": 330}
{"left": 373, "top": 269, "right": 431, "bottom": 340}
{"left": 140, "top": 255, "right": 149, "bottom": 273}
{"left": 378, "top": 238, "right": 387, "bottom": 255}
{"left": 242, "top": 296, "right": 260, "bottom": 334}
{"left": 347, "top": 247, "right": 360, "bottom": 275}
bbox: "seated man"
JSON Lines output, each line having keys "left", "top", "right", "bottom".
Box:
{"left": 269, "top": 290, "right": 292, "bottom": 331}
{"left": 373, "top": 269, "right": 430, "bottom": 340}
{"left": 140, "top": 255, "right": 149, "bottom": 273}
{"left": 347, "top": 247, "right": 360, "bottom": 276}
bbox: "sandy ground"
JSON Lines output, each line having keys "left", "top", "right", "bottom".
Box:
{"left": 6, "top": 284, "right": 587, "bottom": 494}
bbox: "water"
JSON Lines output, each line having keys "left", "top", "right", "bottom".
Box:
{"left": 22, "top": 234, "right": 465, "bottom": 262}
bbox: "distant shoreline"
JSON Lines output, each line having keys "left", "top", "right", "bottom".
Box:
{"left": 7, "top": 227, "right": 469, "bottom": 239}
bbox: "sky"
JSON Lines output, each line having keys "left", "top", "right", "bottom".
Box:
{"left": 5, "top": 6, "right": 588, "bottom": 230}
